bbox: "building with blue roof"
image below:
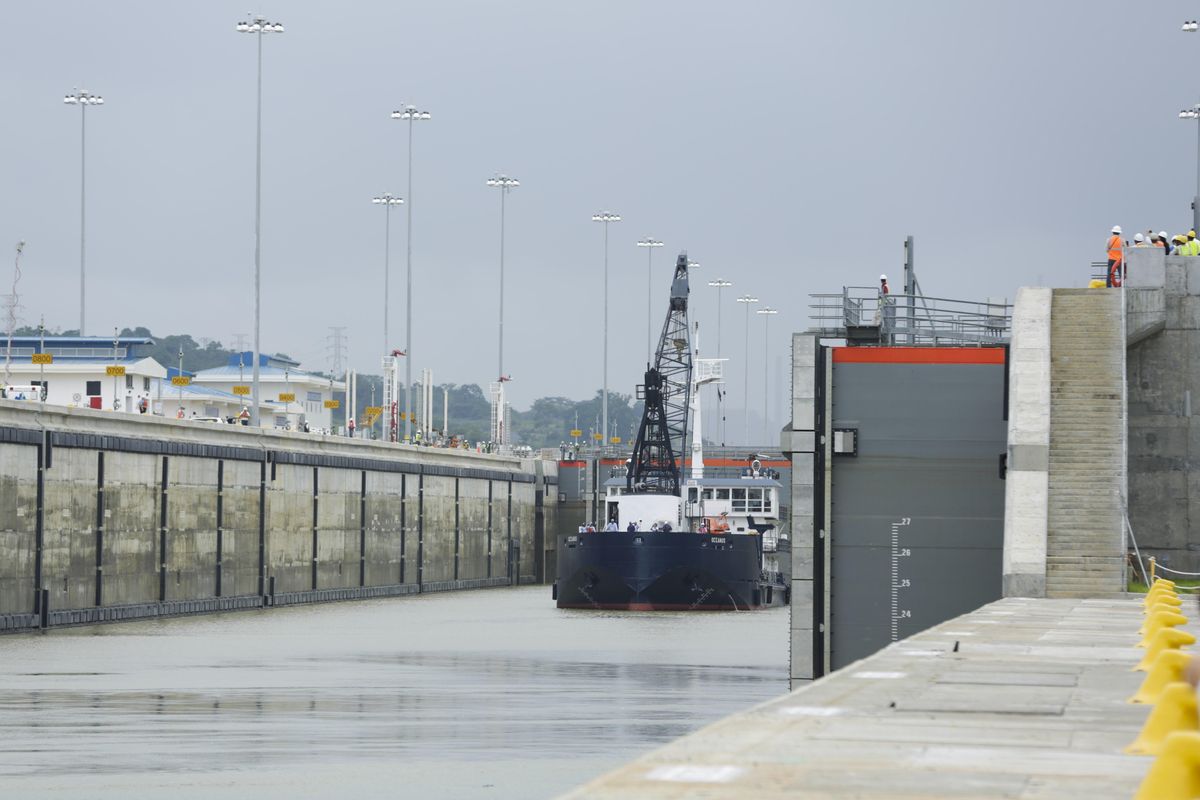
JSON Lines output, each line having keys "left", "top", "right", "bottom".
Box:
{"left": 192, "top": 352, "right": 345, "bottom": 432}
{"left": 0, "top": 336, "right": 275, "bottom": 420}
{"left": 0, "top": 335, "right": 165, "bottom": 412}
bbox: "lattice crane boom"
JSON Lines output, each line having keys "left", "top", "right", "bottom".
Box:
{"left": 627, "top": 252, "right": 693, "bottom": 495}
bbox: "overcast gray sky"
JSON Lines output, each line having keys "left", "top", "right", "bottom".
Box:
{"left": 0, "top": 1, "right": 1195, "bottom": 420}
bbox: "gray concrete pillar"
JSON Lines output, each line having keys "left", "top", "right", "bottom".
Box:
{"left": 785, "top": 333, "right": 819, "bottom": 683}
{"left": 1002, "top": 287, "right": 1052, "bottom": 597}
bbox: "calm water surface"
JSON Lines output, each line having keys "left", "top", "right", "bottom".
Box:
{"left": 0, "top": 586, "right": 787, "bottom": 799}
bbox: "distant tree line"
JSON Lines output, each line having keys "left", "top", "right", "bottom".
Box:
{"left": 8, "top": 325, "right": 643, "bottom": 448}
{"left": 347, "top": 377, "right": 645, "bottom": 449}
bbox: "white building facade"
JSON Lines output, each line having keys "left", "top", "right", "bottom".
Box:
{"left": 193, "top": 352, "right": 345, "bottom": 432}
{"left": 0, "top": 336, "right": 166, "bottom": 413}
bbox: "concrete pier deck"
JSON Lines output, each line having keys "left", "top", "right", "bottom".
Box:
{"left": 562, "top": 596, "right": 1174, "bottom": 799}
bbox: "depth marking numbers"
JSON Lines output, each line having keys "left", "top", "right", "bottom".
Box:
{"left": 890, "top": 517, "right": 912, "bottom": 642}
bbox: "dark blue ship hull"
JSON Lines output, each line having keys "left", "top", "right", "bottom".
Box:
{"left": 554, "top": 531, "right": 788, "bottom": 611}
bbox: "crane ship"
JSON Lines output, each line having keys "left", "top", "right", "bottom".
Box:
{"left": 554, "top": 253, "right": 790, "bottom": 611}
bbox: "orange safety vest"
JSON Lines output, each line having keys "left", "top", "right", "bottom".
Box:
{"left": 1107, "top": 235, "right": 1123, "bottom": 262}
{"left": 1154, "top": 240, "right": 1166, "bottom": 249}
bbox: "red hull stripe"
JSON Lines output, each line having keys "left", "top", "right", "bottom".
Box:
{"left": 559, "top": 459, "right": 789, "bottom": 468}
{"left": 558, "top": 602, "right": 776, "bottom": 612}
{"left": 833, "top": 346, "right": 1005, "bottom": 365}
{"left": 685, "top": 458, "right": 789, "bottom": 468}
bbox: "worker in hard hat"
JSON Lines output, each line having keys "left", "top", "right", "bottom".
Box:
{"left": 1133, "top": 232, "right": 1146, "bottom": 246}
{"left": 1174, "top": 234, "right": 1190, "bottom": 257}
{"left": 1154, "top": 231, "right": 1169, "bottom": 251}
{"left": 877, "top": 274, "right": 893, "bottom": 342}
{"left": 1106, "top": 226, "right": 1123, "bottom": 287}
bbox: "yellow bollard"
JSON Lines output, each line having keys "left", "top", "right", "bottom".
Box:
{"left": 1134, "top": 730, "right": 1200, "bottom": 800}
{"left": 1126, "top": 683, "right": 1199, "bottom": 755}
{"left": 1147, "top": 580, "right": 1180, "bottom": 597}
{"left": 1144, "top": 594, "right": 1182, "bottom": 616}
{"left": 1142, "top": 603, "right": 1186, "bottom": 634}
{"left": 1146, "top": 582, "right": 1180, "bottom": 602}
{"left": 1130, "top": 651, "right": 1195, "bottom": 704}
{"left": 1136, "top": 628, "right": 1198, "bottom": 672}
{"left": 1145, "top": 592, "right": 1183, "bottom": 611}
{"left": 1138, "top": 611, "right": 1191, "bottom": 648}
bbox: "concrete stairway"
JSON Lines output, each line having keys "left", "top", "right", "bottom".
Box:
{"left": 1045, "top": 289, "right": 1126, "bottom": 597}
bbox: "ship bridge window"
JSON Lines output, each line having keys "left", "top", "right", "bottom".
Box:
{"left": 701, "top": 489, "right": 713, "bottom": 500}
{"left": 688, "top": 487, "right": 698, "bottom": 503}
{"left": 734, "top": 488, "right": 769, "bottom": 514}
{"left": 716, "top": 488, "right": 730, "bottom": 501}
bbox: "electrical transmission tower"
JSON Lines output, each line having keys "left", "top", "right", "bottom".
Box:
{"left": 327, "top": 326, "right": 348, "bottom": 377}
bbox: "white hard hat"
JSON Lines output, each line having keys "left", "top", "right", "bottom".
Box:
{"left": 879, "top": 274, "right": 888, "bottom": 281}
{"left": 1112, "top": 225, "right": 1122, "bottom": 234}
{"left": 1160, "top": 231, "right": 1169, "bottom": 238}
{"left": 1134, "top": 232, "right": 1144, "bottom": 242}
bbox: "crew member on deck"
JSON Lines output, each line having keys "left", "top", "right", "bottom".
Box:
{"left": 1106, "top": 225, "right": 1123, "bottom": 287}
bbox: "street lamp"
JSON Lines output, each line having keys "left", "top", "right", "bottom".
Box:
{"left": 592, "top": 212, "right": 621, "bottom": 452}
{"left": 736, "top": 294, "right": 758, "bottom": 445}
{"left": 1182, "top": 103, "right": 1200, "bottom": 235}
{"left": 487, "top": 175, "right": 520, "bottom": 383}
{"left": 372, "top": 194, "right": 404, "bottom": 357}
{"left": 757, "top": 307, "right": 778, "bottom": 444}
{"left": 636, "top": 238, "right": 664, "bottom": 364}
{"left": 63, "top": 88, "right": 103, "bottom": 336}
{"left": 1184, "top": 22, "right": 1200, "bottom": 230}
{"left": 708, "top": 279, "right": 732, "bottom": 445}
{"left": 236, "top": 13, "right": 284, "bottom": 428}
{"left": 390, "top": 104, "right": 430, "bottom": 442}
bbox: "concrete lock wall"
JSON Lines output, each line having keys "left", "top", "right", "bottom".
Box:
{"left": 0, "top": 401, "right": 550, "bottom": 632}
{"left": 786, "top": 335, "right": 1007, "bottom": 682}
{"left": 1126, "top": 248, "right": 1200, "bottom": 573}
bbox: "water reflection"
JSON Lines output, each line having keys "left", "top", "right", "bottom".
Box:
{"left": 0, "top": 587, "right": 787, "bottom": 797}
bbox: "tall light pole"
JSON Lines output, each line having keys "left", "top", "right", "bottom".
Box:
{"left": 372, "top": 195, "right": 404, "bottom": 356}
{"left": 1181, "top": 99, "right": 1200, "bottom": 235}
{"left": 592, "top": 212, "right": 621, "bottom": 450}
{"left": 390, "top": 104, "right": 430, "bottom": 442}
{"left": 487, "top": 175, "right": 520, "bottom": 382}
{"left": 709, "top": 279, "right": 732, "bottom": 445}
{"left": 63, "top": 88, "right": 103, "bottom": 335}
{"left": 736, "top": 294, "right": 758, "bottom": 445}
{"left": 1186, "top": 21, "right": 1200, "bottom": 230}
{"left": 236, "top": 14, "right": 284, "bottom": 428}
{"left": 636, "top": 238, "right": 663, "bottom": 364}
{"left": 757, "top": 307, "right": 778, "bottom": 444}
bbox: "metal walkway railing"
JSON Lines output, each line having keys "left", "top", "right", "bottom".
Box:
{"left": 809, "top": 287, "right": 1012, "bottom": 345}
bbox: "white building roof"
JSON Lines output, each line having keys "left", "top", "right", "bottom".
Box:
{"left": 2, "top": 356, "right": 167, "bottom": 377}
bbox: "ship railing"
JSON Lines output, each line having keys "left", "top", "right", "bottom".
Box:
{"left": 809, "top": 288, "right": 1012, "bottom": 345}
{"left": 761, "top": 528, "right": 780, "bottom": 552}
